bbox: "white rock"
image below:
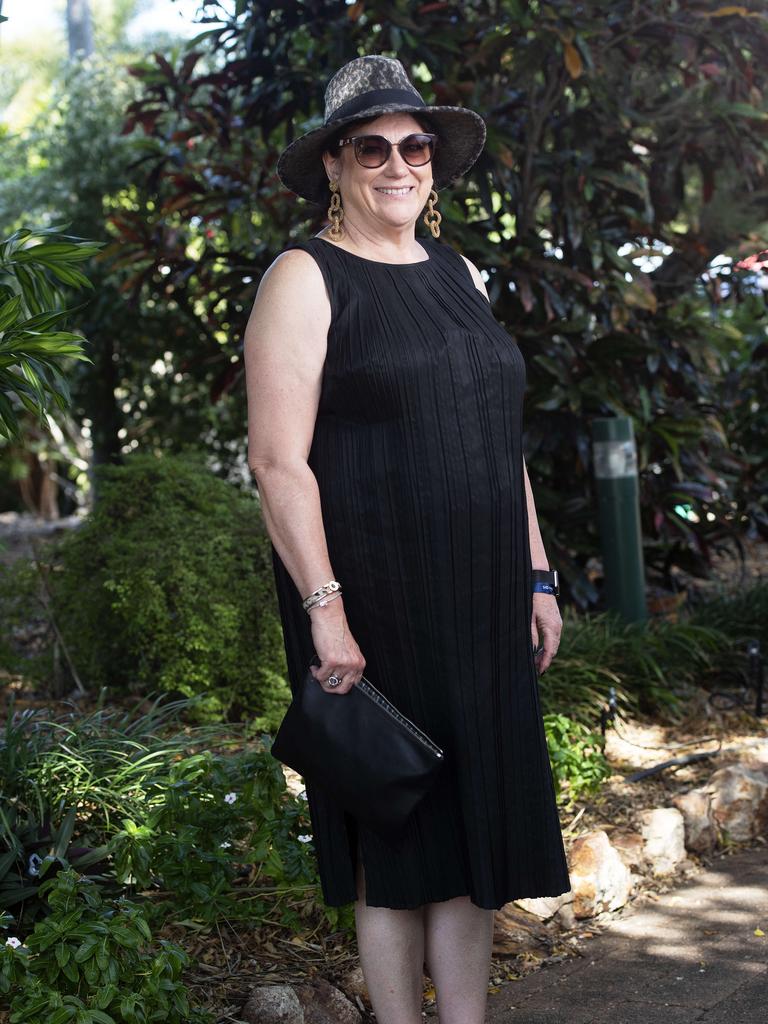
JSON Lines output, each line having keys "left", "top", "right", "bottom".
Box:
{"left": 514, "top": 892, "right": 576, "bottom": 929}
{"left": 609, "top": 830, "right": 646, "bottom": 869}
{"left": 673, "top": 787, "right": 718, "bottom": 854}
{"left": 295, "top": 978, "right": 361, "bottom": 1024}
{"left": 708, "top": 765, "right": 768, "bottom": 842}
{"left": 639, "top": 807, "right": 687, "bottom": 876}
{"left": 514, "top": 892, "right": 573, "bottom": 921}
{"left": 568, "top": 829, "right": 632, "bottom": 919}
{"left": 241, "top": 986, "right": 303, "bottom": 1024}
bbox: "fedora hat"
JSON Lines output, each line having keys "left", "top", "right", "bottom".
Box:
{"left": 277, "top": 55, "right": 487, "bottom": 206}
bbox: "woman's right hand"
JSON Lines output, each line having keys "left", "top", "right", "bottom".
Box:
{"left": 308, "top": 598, "right": 365, "bottom": 695}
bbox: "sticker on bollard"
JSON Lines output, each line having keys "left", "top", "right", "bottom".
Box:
{"left": 593, "top": 439, "right": 637, "bottom": 479}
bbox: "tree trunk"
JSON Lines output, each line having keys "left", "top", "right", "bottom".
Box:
{"left": 66, "top": 0, "right": 94, "bottom": 58}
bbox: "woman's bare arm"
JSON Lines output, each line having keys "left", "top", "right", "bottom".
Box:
{"left": 524, "top": 457, "right": 561, "bottom": 672}
{"left": 244, "top": 249, "right": 365, "bottom": 692}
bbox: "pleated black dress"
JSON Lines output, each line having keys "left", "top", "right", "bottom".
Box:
{"left": 269, "top": 233, "right": 572, "bottom": 910}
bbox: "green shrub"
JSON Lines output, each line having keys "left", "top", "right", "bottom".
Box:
{"left": 544, "top": 713, "right": 612, "bottom": 808}
{"left": 0, "top": 803, "right": 110, "bottom": 927}
{"left": 0, "top": 556, "right": 54, "bottom": 685}
{"left": 110, "top": 746, "right": 320, "bottom": 925}
{"left": 48, "top": 450, "right": 291, "bottom": 725}
{"left": 538, "top": 605, "right": 728, "bottom": 721}
{"left": 688, "top": 580, "right": 768, "bottom": 648}
{"left": 0, "top": 698, "right": 347, "bottom": 936}
{"left": 1, "top": 869, "right": 211, "bottom": 1023}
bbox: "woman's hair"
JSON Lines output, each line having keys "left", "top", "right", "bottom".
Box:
{"left": 325, "top": 112, "right": 438, "bottom": 158}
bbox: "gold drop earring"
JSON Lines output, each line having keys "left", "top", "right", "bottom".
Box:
{"left": 423, "top": 188, "right": 441, "bottom": 239}
{"left": 328, "top": 179, "right": 345, "bottom": 240}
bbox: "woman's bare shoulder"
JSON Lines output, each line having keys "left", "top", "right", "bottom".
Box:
{"left": 256, "top": 245, "right": 330, "bottom": 317}
{"left": 264, "top": 245, "right": 325, "bottom": 284}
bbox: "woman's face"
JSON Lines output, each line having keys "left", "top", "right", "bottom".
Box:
{"left": 323, "top": 113, "right": 435, "bottom": 234}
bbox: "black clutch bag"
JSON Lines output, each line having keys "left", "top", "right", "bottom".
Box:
{"left": 271, "top": 655, "right": 446, "bottom": 838}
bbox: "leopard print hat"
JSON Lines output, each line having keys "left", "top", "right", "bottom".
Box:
{"left": 276, "top": 55, "right": 487, "bottom": 206}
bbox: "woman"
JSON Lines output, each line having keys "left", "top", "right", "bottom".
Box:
{"left": 245, "top": 54, "right": 571, "bottom": 1024}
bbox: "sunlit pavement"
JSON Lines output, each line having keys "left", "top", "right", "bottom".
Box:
{"left": 486, "top": 845, "right": 768, "bottom": 1024}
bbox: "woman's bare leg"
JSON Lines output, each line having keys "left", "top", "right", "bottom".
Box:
{"left": 424, "top": 895, "right": 495, "bottom": 1024}
{"left": 354, "top": 853, "right": 425, "bottom": 1024}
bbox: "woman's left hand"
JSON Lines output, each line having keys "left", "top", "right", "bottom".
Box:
{"left": 531, "top": 592, "right": 562, "bottom": 674}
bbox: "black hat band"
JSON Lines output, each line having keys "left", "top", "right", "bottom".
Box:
{"left": 328, "top": 88, "right": 426, "bottom": 124}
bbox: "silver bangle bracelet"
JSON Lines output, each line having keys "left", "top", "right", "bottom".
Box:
{"left": 306, "top": 591, "right": 343, "bottom": 613}
{"left": 302, "top": 579, "right": 342, "bottom": 612}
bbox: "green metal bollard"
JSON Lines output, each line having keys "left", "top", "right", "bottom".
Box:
{"left": 591, "top": 417, "right": 647, "bottom": 623}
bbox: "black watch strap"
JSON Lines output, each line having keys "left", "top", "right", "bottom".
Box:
{"left": 532, "top": 569, "right": 559, "bottom": 597}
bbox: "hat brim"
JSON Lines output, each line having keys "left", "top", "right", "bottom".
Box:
{"left": 276, "top": 105, "right": 487, "bottom": 206}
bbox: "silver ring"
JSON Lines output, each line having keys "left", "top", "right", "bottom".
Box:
{"left": 326, "top": 674, "right": 342, "bottom": 688}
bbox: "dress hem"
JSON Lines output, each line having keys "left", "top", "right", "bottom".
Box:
{"left": 321, "top": 880, "right": 573, "bottom": 912}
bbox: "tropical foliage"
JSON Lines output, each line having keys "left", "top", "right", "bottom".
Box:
{"left": 2, "top": 2, "right": 766, "bottom": 600}
{"left": 0, "top": 228, "right": 99, "bottom": 441}
{"left": 1, "top": 871, "right": 211, "bottom": 1024}
{"left": 106, "top": 0, "right": 768, "bottom": 601}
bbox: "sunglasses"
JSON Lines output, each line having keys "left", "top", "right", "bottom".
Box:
{"left": 336, "top": 132, "right": 437, "bottom": 169}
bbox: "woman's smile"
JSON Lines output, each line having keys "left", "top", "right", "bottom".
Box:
{"left": 374, "top": 185, "right": 416, "bottom": 198}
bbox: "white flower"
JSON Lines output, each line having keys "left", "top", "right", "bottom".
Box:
{"left": 219, "top": 841, "right": 232, "bottom": 849}
{"left": 27, "top": 854, "right": 43, "bottom": 877}
{"left": 224, "top": 792, "right": 237, "bottom": 805}
{"left": 5, "top": 937, "right": 21, "bottom": 949}
{"left": 298, "top": 834, "right": 313, "bottom": 843}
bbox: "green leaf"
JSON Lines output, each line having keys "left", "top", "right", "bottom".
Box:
{"left": 720, "top": 102, "right": 768, "bottom": 119}
{"left": 0, "top": 394, "right": 21, "bottom": 440}
{"left": 43, "top": 1010, "right": 75, "bottom": 1024}
{"left": 118, "top": 994, "right": 137, "bottom": 1020}
{"left": 0, "top": 883, "right": 38, "bottom": 907}
{"left": 110, "top": 926, "right": 140, "bottom": 948}
{"left": 0, "top": 847, "right": 19, "bottom": 881}
{"left": 71, "top": 845, "right": 110, "bottom": 869}
{"left": 60, "top": 956, "right": 80, "bottom": 983}
{"left": 74, "top": 938, "right": 99, "bottom": 963}
{"left": 54, "top": 808, "right": 78, "bottom": 859}
{"left": 0, "top": 294, "right": 22, "bottom": 332}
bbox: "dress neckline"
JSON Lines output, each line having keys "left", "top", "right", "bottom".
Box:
{"left": 312, "top": 235, "right": 433, "bottom": 267}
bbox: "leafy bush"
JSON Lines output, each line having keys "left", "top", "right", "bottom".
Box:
{"left": 688, "top": 580, "right": 768, "bottom": 649}
{"left": 0, "top": 556, "right": 54, "bottom": 685}
{"left": 0, "top": 226, "right": 99, "bottom": 442}
{"left": 0, "top": 697, "right": 343, "bottom": 936}
{"left": 538, "top": 605, "right": 728, "bottom": 722}
{"left": 110, "top": 747, "right": 319, "bottom": 925}
{"left": 544, "top": 714, "right": 611, "bottom": 808}
{"left": 1, "top": 869, "right": 211, "bottom": 1024}
{"left": 0, "top": 804, "right": 109, "bottom": 926}
{"left": 48, "top": 450, "right": 291, "bottom": 724}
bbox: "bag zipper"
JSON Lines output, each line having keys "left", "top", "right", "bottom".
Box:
{"left": 356, "top": 675, "right": 445, "bottom": 760}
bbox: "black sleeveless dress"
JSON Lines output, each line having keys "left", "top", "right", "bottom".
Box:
{"left": 269, "top": 233, "right": 571, "bottom": 910}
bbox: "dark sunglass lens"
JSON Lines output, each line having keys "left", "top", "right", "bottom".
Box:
{"left": 356, "top": 137, "right": 390, "bottom": 166}
{"left": 402, "top": 135, "right": 434, "bottom": 165}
